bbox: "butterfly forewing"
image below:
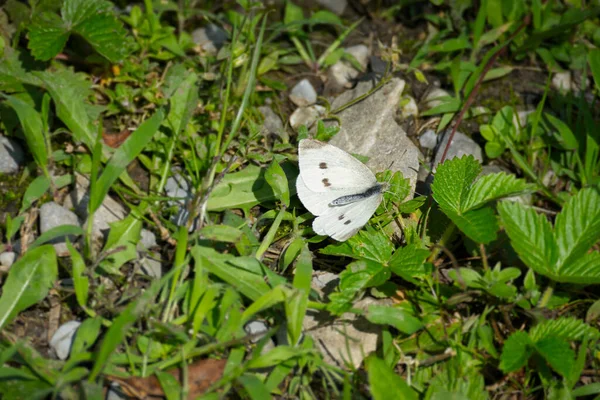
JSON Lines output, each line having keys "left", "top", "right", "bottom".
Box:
{"left": 298, "top": 139, "right": 377, "bottom": 193}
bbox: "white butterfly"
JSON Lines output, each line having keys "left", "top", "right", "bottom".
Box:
{"left": 296, "top": 138, "right": 388, "bottom": 241}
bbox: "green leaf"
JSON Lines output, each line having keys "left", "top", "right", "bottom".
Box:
{"left": 67, "top": 240, "right": 89, "bottom": 308}
{"left": 34, "top": 70, "right": 96, "bottom": 149}
{"left": 27, "top": 12, "right": 68, "bottom": 61}
{"left": 366, "top": 356, "right": 418, "bottom": 400}
{"left": 320, "top": 227, "right": 394, "bottom": 264}
{"left": 286, "top": 245, "right": 312, "bottom": 345}
{"left": 366, "top": 305, "right": 423, "bottom": 335}
{"left": 499, "top": 331, "right": 534, "bottom": 373}
{"left": 71, "top": 317, "right": 102, "bottom": 354}
{"left": 3, "top": 95, "right": 49, "bottom": 173}
{"left": 90, "top": 110, "right": 164, "bottom": 213}
{"left": 0, "top": 246, "right": 57, "bottom": 330}
{"left": 464, "top": 172, "right": 530, "bottom": 210}
{"left": 589, "top": 48, "right": 600, "bottom": 92}
{"left": 529, "top": 317, "right": 600, "bottom": 343}
{"left": 238, "top": 374, "right": 272, "bottom": 400}
{"left": 432, "top": 155, "right": 482, "bottom": 214}
{"left": 155, "top": 370, "right": 181, "bottom": 400}
{"left": 265, "top": 161, "right": 290, "bottom": 207}
{"left": 191, "top": 246, "right": 286, "bottom": 301}
{"left": 89, "top": 265, "right": 179, "bottom": 380}
{"left": 498, "top": 201, "right": 558, "bottom": 277}
{"left": 166, "top": 69, "right": 198, "bottom": 135}
{"left": 29, "top": 224, "right": 84, "bottom": 250}
{"left": 534, "top": 336, "right": 575, "bottom": 379}
{"left": 545, "top": 113, "right": 578, "bottom": 150}
{"left": 554, "top": 188, "right": 600, "bottom": 269}
{"left": 444, "top": 207, "right": 498, "bottom": 244}
{"left": 98, "top": 215, "right": 142, "bottom": 275}
{"left": 388, "top": 244, "right": 431, "bottom": 284}
{"left": 284, "top": 0, "right": 304, "bottom": 35}
{"left": 198, "top": 225, "right": 243, "bottom": 243}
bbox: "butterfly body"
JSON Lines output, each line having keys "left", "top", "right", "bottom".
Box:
{"left": 296, "top": 139, "right": 386, "bottom": 241}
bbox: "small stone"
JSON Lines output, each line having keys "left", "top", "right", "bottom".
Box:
{"left": 316, "top": 0, "right": 347, "bottom": 15}
{"left": 39, "top": 202, "right": 81, "bottom": 256}
{"left": 423, "top": 87, "right": 451, "bottom": 110}
{"left": 0, "top": 136, "right": 25, "bottom": 174}
{"left": 140, "top": 255, "right": 162, "bottom": 278}
{"left": 138, "top": 229, "right": 157, "bottom": 251}
{"left": 0, "top": 251, "right": 15, "bottom": 267}
{"left": 400, "top": 95, "right": 418, "bottom": 119}
{"left": 164, "top": 173, "right": 194, "bottom": 229}
{"left": 245, "top": 320, "right": 269, "bottom": 342}
{"left": 258, "top": 106, "right": 288, "bottom": 141}
{"left": 552, "top": 72, "right": 572, "bottom": 92}
{"left": 63, "top": 174, "right": 127, "bottom": 242}
{"left": 432, "top": 130, "right": 483, "bottom": 171}
{"left": 289, "top": 105, "right": 326, "bottom": 131}
{"left": 49, "top": 320, "right": 81, "bottom": 360}
{"left": 312, "top": 271, "right": 339, "bottom": 296}
{"left": 289, "top": 79, "right": 317, "bottom": 107}
{"left": 419, "top": 129, "right": 438, "bottom": 150}
{"left": 192, "top": 24, "right": 228, "bottom": 55}
{"left": 329, "top": 45, "right": 370, "bottom": 88}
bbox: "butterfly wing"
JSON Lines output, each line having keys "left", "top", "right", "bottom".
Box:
{"left": 296, "top": 174, "right": 358, "bottom": 216}
{"left": 298, "top": 139, "right": 377, "bottom": 193}
{"left": 312, "top": 192, "right": 383, "bottom": 241}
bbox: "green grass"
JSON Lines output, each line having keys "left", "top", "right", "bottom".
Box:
{"left": 1, "top": 0, "right": 600, "bottom": 399}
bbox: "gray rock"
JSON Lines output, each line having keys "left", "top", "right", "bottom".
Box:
{"left": 552, "top": 72, "right": 572, "bottom": 92}
{"left": 423, "top": 87, "right": 451, "bottom": 110}
{"left": 245, "top": 320, "right": 269, "bottom": 342}
{"left": 0, "top": 251, "right": 15, "bottom": 268}
{"left": 329, "top": 45, "right": 370, "bottom": 88}
{"left": 328, "top": 78, "right": 420, "bottom": 195}
{"left": 39, "top": 201, "right": 81, "bottom": 256}
{"left": 419, "top": 129, "right": 438, "bottom": 150}
{"left": 289, "top": 79, "right": 317, "bottom": 107}
{"left": 432, "top": 130, "right": 483, "bottom": 171}
{"left": 49, "top": 320, "right": 81, "bottom": 360}
{"left": 165, "top": 173, "right": 194, "bottom": 228}
{"left": 312, "top": 271, "right": 339, "bottom": 295}
{"left": 316, "top": 0, "right": 347, "bottom": 15}
{"left": 400, "top": 95, "right": 418, "bottom": 119}
{"left": 0, "top": 136, "right": 25, "bottom": 174}
{"left": 62, "top": 174, "right": 127, "bottom": 242}
{"left": 192, "top": 24, "right": 228, "bottom": 55}
{"left": 289, "top": 105, "right": 326, "bottom": 131}
{"left": 140, "top": 255, "right": 162, "bottom": 278}
{"left": 106, "top": 382, "right": 127, "bottom": 400}
{"left": 303, "top": 296, "right": 385, "bottom": 368}
{"left": 138, "top": 229, "right": 157, "bottom": 251}
{"left": 258, "top": 106, "right": 288, "bottom": 142}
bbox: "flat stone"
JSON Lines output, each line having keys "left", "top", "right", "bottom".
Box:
{"left": 0, "top": 136, "right": 25, "bottom": 174}
{"left": 164, "top": 172, "right": 194, "bottom": 228}
{"left": 49, "top": 320, "right": 81, "bottom": 360}
{"left": 192, "top": 24, "right": 228, "bottom": 55}
{"left": 432, "top": 130, "right": 483, "bottom": 171}
{"left": 290, "top": 105, "right": 326, "bottom": 131}
{"left": 62, "top": 174, "right": 127, "bottom": 241}
{"left": 329, "top": 45, "right": 370, "bottom": 88}
{"left": 140, "top": 254, "right": 162, "bottom": 278}
{"left": 289, "top": 79, "right": 317, "bottom": 107}
{"left": 400, "top": 95, "right": 418, "bottom": 119}
{"left": 552, "top": 71, "right": 572, "bottom": 92}
{"left": 39, "top": 201, "right": 81, "bottom": 256}
{"left": 423, "top": 87, "right": 451, "bottom": 110}
{"left": 316, "top": 0, "right": 347, "bottom": 15}
{"left": 419, "top": 129, "right": 438, "bottom": 150}
{"left": 258, "top": 106, "right": 287, "bottom": 141}
{"left": 0, "top": 251, "right": 15, "bottom": 268}
{"left": 328, "top": 78, "right": 420, "bottom": 195}
{"left": 138, "top": 229, "right": 157, "bottom": 251}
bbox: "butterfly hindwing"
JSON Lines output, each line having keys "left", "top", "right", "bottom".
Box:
{"left": 312, "top": 191, "right": 383, "bottom": 241}
{"left": 298, "top": 139, "right": 377, "bottom": 193}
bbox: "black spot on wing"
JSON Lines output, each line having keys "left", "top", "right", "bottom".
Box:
{"left": 344, "top": 220, "right": 351, "bottom": 225}
{"left": 322, "top": 178, "right": 331, "bottom": 187}
{"left": 319, "top": 162, "right": 327, "bottom": 169}
{"left": 338, "top": 214, "right": 344, "bottom": 220}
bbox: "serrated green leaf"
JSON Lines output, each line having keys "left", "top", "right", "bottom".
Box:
{"left": 27, "top": 12, "right": 68, "bottom": 61}
{"left": 554, "top": 252, "right": 600, "bottom": 284}
{"left": 388, "top": 244, "right": 430, "bottom": 284}
{"left": 529, "top": 317, "right": 600, "bottom": 343}
{"left": 499, "top": 331, "right": 533, "bottom": 372}
{"left": 444, "top": 207, "right": 498, "bottom": 244}
{"left": 534, "top": 336, "right": 575, "bottom": 378}
{"left": 464, "top": 172, "right": 529, "bottom": 210}
{"left": 554, "top": 188, "right": 600, "bottom": 269}
{"left": 320, "top": 227, "right": 394, "bottom": 264}
{"left": 432, "top": 155, "right": 482, "bottom": 214}
{"left": 498, "top": 201, "right": 558, "bottom": 277}
{"left": 0, "top": 246, "right": 57, "bottom": 330}
{"left": 367, "top": 356, "right": 418, "bottom": 400}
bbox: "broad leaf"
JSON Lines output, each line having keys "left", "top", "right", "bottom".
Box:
{"left": 388, "top": 244, "right": 431, "bottom": 284}
{"left": 366, "top": 356, "right": 418, "bottom": 400}
{"left": 366, "top": 305, "right": 423, "bottom": 335}
{"left": 464, "top": 172, "right": 530, "bottom": 210}
{"left": 534, "top": 336, "right": 575, "bottom": 379}
{"left": 0, "top": 246, "right": 57, "bottom": 330}
{"left": 499, "top": 331, "right": 533, "bottom": 373}
{"left": 432, "top": 156, "right": 481, "bottom": 214}
{"left": 529, "top": 317, "right": 600, "bottom": 342}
